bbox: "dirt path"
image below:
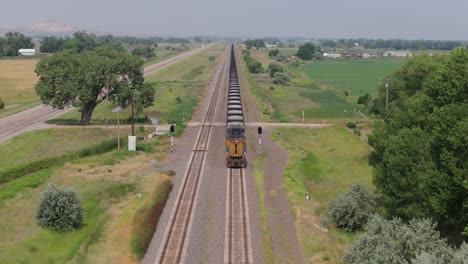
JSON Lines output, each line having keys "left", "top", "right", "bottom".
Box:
{"left": 236, "top": 46, "right": 306, "bottom": 263}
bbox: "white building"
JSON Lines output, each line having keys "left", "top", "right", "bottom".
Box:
{"left": 18, "top": 49, "right": 36, "bottom": 56}
{"left": 323, "top": 53, "right": 341, "bottom": 59}
{"left": 384, "top": 51, "right": 412, "bottom": 57}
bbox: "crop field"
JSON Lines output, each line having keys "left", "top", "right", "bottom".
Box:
{"left": 0, "top": 127, "right": 173, "bottom": 263}
{"left": 52, "top": 44, "right": 225, "bottom": 130}
{"left": 0, "top": 59, "right": 40, "bottom": 118}
{"left": 300, "top": 58, "right": 405, "bottom": 97}
{"left": 271, "top": 127, "right": 373, "bottom": 263}
{"left": 242, "top": 47, "right": 403, "bottom": 122}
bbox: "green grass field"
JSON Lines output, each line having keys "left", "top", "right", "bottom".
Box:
{"left": 263, "top": 47, "right": 298, "bottom": 58}
{"left": 0, "top": 128, "right": 115, "bottom": 171}
{"left": 243, "top": 47, "right": 402, "bottom": 122}
{"left": 271, "top": 127, "right": 372, "bottom": 263}
{"left": 53, "top": 44, "right": 225, "bottom": 129}
{"left": 0, "top": 126, "right": 173, "bottom": 263}
{"left": 300, "top": 58, "right": 405, "bottom": 97}
{"left": 0, "top": 59, "right": 40, "bottom": 118}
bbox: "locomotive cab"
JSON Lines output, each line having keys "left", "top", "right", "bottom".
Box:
{"left": 226, "top": 123, "right": 247, "bottom": 167}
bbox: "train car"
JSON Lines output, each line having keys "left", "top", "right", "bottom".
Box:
{"left": 226, "top": 45, "right": 247, "bottom": 168}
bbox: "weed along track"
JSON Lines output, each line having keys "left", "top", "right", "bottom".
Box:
{"left": 154, "top": 46, "right": 227, "bottom": 264}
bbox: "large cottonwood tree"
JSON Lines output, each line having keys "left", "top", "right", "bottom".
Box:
{"left": 35, "top": 45, "right": 154, "bottom": 125}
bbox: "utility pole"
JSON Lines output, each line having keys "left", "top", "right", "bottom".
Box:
{"left": 385, "top": 82, "right": 389, "bottom": 109}
{"left": 131, "top": 89, "right": 135, "bottom": 136}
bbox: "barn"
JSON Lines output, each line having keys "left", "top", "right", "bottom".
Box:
{"left": 18, "top": 49, "right": 36, "bottom": 56}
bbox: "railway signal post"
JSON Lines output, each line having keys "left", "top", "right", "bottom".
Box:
{"left": 258, "top": 126, "right": 263, "bottom": 153}
{"left": 170, "top": 124, "right": 175, "bottom": 152}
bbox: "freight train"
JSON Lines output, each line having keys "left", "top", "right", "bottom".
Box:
{"left": 226, "top": 45, "right": 247, "bottom": 168}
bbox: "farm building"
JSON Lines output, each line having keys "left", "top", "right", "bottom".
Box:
{"left": 323, "top": 53, "right": 341, "bottom": 58}
{"left": 384, "top": 50, "right": 412, "bottom": 57}
{"left": 18, "top": 49, "right": 36, "bottom": 56}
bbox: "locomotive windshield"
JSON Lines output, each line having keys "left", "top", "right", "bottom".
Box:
{"left": 227, "top": 127, "right": 245, "bottom": 138}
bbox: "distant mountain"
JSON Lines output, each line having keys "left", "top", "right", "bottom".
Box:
{"left": 31, "top": 20, "right": 77, "bottom": 34}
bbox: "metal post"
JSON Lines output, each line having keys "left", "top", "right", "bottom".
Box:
{"left": 117, "top": 111, "right": 120, "bottom": 149}
{"left": 302, "top": 110, "right": 305, "bottom": 123}
{"left": 131, "top": 89, "right": 135, "bottom": 136}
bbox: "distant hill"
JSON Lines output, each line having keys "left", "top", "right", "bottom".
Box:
{"left": 31, "top": 20, "right": 77, "bottom": 34}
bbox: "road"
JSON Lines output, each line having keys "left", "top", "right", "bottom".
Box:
{"left": 0, "top": 43, "right": 217, "bottom": 144}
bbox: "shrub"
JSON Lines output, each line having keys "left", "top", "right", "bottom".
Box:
{"left": 36, "top": 184, "right": 83, "bottom": 232}
{"left": 272, "top": 72, "right": 290, "bottom": 85}
{"left": 344, "top": 91, "right": 349, "bottom": 96}
{"left": 0, "top": 97, "right": 4, "bottom": 110}
{"left": 175, "top": 96, "right": 182, "bottom": 104}
{"left": 344, "top": 215, "right": 454, "bottom": 264}
{"left": 346, "top": 121, "right": 357, "bottom": 129}
{"left": 268, "top": 49, "right": 279, "bottom": 57}
{"left": 268, "top": 63, "right": 283, "bottom": 77}
{"left": 357, "top": 93, "right": 371, "bottom": 106}
{"left": 208, "top": 56, "right": 216, "bottom": 62}
{"left": 247, "top": 59, "right": 262, "bottom": 73}
{"left": 327, "top": 183, "right": 376, "bottom": 231}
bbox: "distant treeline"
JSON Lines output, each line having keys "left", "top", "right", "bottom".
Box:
{"left": 0, "top": 32, "right": 35, "bottom": 56}
{"left": 38, "top": 32, "right": 198, "bottom": 54}
{"left": 317, "top": 38, "right": 465, "bottom": 50}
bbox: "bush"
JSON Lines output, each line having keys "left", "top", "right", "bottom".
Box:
{"left": 357, "top": 93, "right": 371, "bottom": 106}
{"left": 268, "top": 63, "right": 283, "bottom": 77}
{"left": 268, "top": 49, "right": 279, "bottom": 57}
{"left": 208, "top": 56, "right": 216, "bottom": 62}
{"left": 0, "top": 97, "right": 4, "bottom": 110}
{"left": 344, "top": 215, "right": 454, "bottom": 264}
{"left": 272, "top": 72, "right": 290, "bottom": 85}
{"left": 346, "top": 121, "right": 357, "bottom": 129}
{"left": 327, "top": 183, "right": 376, "bottom": 231}
{"left": 247, "top": 59, "right": 262, "bottom": 73}
{"left": 36, "top": 184, "right": 83, "bottom": 232}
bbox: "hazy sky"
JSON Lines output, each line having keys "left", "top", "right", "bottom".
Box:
{"left": 1, "top": 0, "right": 467, "bottom": 40}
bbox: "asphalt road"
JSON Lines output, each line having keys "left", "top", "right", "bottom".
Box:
{"left": 0, "top": 44, "right": 216, "bottom": 144}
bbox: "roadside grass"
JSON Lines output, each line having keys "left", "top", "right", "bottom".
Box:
{"left": 271, "top": 127, "right": 372, "bottom": 263}
{"left": 131, "top": 176, "right": 172, "bottom": 259}
{"left": 0, "top": 59, "right": 40, "bottom": 118}
{"left": 253, "top": 153, "right": 275, "bottom": 263}
{"left": 300, "top": 58, "right": 405, "bottom": 97}
{"left": 0, "top": 134, "right": 173, "bottom": 263}
{"left": 0, "top": 128, "right": 115, "bottom": 171}
{"left": 51, "top": 44, "right": 225, "bottom": 133}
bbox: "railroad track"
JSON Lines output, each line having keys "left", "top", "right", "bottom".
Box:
{"left": 224, "top": 168, "right": 253, "bottom": 263}
{"left": 154, "top": 46, "right": 228, "bottom": 264}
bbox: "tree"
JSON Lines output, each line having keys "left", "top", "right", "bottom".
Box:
{"left": 65, "top": 31, "right": 97, "bottom": 52}
{"left": 4, "top": 32, "right": 34, "bottom": 56}
{"left": 268, "top": 49, "right": 279, "bottom": 57}
{"left": 368, "top": 48, "right": 468, "bottom": 235}
{"left": 327, "top": 183, "right": 377, "bottom": 231}
{"left": 297, "top": 43, "right": 322, "bottom": 61}
{"left": 40, "top": 36, "right": 66, "bottom": 53}
{"left": 344, "top": 215, "right": 454, "bottom": 264}
{"left": 272, "top": 72, "right": 290, "bottom": 85}
{"left": 193, "top": 36, "right": 202, "bottom": 43}
{"left": 247, "top": 59, "right": 262, "bottom": 73}
{"left": 0, "top": 97, "right": 4, "bottom": 109}
{"left": 131, "top": 45, "right": 156, "bottom": 60}
{"left": 268, "top": 63, "right": 283, "bottom": 77}
{"left": 35, "top": 45, "right": 154, "bottom": 125}
{"left": 36, "top": 184, "right": 83, "bottom": 232}
{"left": 244, "top": 39, "right": 266, "bottom": 50}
